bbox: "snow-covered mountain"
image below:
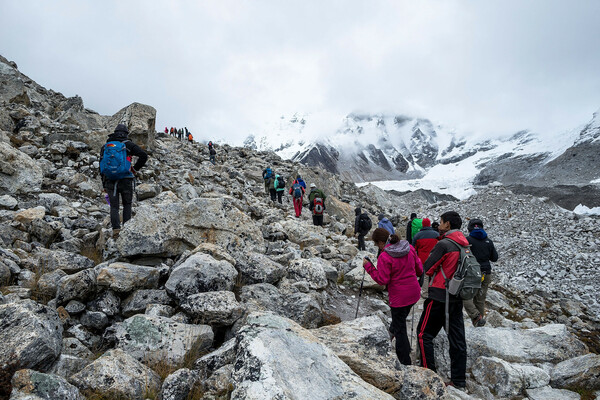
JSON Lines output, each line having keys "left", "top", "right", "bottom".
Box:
{"left": 243, "top": 109, "right": 600, "bottom": 208}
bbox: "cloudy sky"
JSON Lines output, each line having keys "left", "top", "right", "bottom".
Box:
{"left": 1, "top": 1, "right": 599, "bottom": 144}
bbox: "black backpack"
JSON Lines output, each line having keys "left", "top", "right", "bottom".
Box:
{"left": 359, "top": 213, "right": 372, "bottom": 232}
{"left": 276, "top": 176, "right": 285, "bottom": 189}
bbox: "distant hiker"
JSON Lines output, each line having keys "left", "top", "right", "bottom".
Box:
{"left": 417, "top": 211, "right": 467, "bottom": 389}
{"left": 188, "top": 132, "right": 193, "bottom": 143}
{"left": 185, "top": 127, "right": 188, "bottom": 135}
{"left": 273, "top": 174, "right": 286, "bottom": 204}
{"left": 208, "top": 141, "right": 213, "bottom": 150}
{"left": 432, "top": 221, "right": 440, "bottom": 233}
{"left": 308, "top": 183, "right": 326, "bottom": 226}
{"left": 412, "top": 218, "right": 440, "bottom": 298}
{"left": 377, "top": 214, "right": 395, "bottom": 235}
{"left": 406, "top": 213, "right": 417, "bottom": 243}
{"left": 164, "top": 127, "right": 168, "bottom": 134}
{"left": 170, "top": 127, "right": 174, "bottom": 136}
{"left": 354, "top": 208, "right": 372, "bottom": 251}
{"left": 289, "top": 175, "right": 306, "bottom": 217}
{"left": 463, "top": 218, "right": 498, "bottom": 327}
{"left": 262, "top": 167, "right": 274, "bottom": 194}
{"left": 99, "top": 124, "right": 148, "bottom": 238}
{"left": 209, "top": 147, "right": 216, "bottom": 165}
{"left": 363, "top": 228, "right": 423, "bottom": 365}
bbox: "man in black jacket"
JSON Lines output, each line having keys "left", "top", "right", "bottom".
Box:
{"left": 354, "top": 207, "right": 371, "bottom": 251}
{"left": 100, "top": 124, "right": 148, "bottom": 238}
{"left": 406, "top": 212, "right": 417, "bottom": 243}
{"left": 464, "top": 218, "right": 499, "bottom": 327}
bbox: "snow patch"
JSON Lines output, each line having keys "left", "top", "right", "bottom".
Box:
{"left": 573, "top": 204, "right": 600, "bottom": 216}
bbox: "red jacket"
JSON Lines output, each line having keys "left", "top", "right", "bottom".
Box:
{"left": 364, "top": 241, "right": 423, "bottom": 308}
{"left": 424, "top": 230, "right": 469, "bottom": 302}
{"left": 412, "top": 227, "right": 440, "bottom": 265}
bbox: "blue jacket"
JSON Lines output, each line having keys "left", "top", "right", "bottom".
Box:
{"left": 378, "top": 218, "right": 395, "bottom": 235}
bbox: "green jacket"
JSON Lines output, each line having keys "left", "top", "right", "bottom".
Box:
{"left": 308, "top": 188, "right": 326, "bottom": 202}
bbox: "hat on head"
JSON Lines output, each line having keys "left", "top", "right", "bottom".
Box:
{"left": 378, "top": 214, "right": 384, "bottom": 221}
{"left": 114, "top": 123, "right": 129, "bottom": 134}
{"left": 410, "top": 213, "right": 417, "bottom": 219}
{"left": 422, "top": 218, "right": 431, "bottom": 227}
{"left": 310, "top": 183, "right": 316, "bottom": 188}
{"left": 296, "top": 174, "right": 302, "bottom": 180}
{"left": 468, "top": 218, "right": 484, "bottom": 232}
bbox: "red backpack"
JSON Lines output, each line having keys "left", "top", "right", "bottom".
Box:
{"left": 313, "top": 197, "right": 324, "bottom": 215}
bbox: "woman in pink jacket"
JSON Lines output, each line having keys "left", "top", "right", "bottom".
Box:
{"left": 363, "top": 228, "right": 423, "bottom": 365}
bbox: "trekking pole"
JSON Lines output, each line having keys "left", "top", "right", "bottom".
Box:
{"left": 355, "top": 257, "right": 370, "bottom": 319}
{"left": 410, "top": 304, "right": 415, "bottom": 349}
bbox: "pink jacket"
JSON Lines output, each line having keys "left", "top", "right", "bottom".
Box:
{"left": 364, "top": 241, "right": 423, "bottom": 308}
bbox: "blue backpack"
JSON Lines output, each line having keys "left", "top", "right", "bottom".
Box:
{"left": 264, "top": 168, "right": 273, "bottom": 179}
{"left": 99, "top": 141, "right": 133, "bottom": 180}
{"left": 292, "top": 183, "right": 303, "bottom": 198}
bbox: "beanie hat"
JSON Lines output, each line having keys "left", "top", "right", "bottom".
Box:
{"left": 422, "top": 218, "right": 431, "bottom": 227}
{"left": 378, "top": 214, "right": 384, "bottom": 221}
{"left": 114, "top": 123, "right": 129, "bottom": 134}
{"left": 468, "top": 218, "right": 484, "bottom": 232}
{"left": 410, "top": 213, "right": 417, "bottom": 219}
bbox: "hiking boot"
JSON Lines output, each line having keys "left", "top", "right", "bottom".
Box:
{"left": 472, "top": 315, "right": 486, "bottom": 327}
{"left": 112, "top": 229, "right": 121, "bottom": 239}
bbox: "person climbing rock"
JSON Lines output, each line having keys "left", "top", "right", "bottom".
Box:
{"left": 262, "top": 166, "right": 274, "bottom": 195}
{"left": 209, "top": 146, "right": 217, "bottom": 165}
{"left": 308, "top": 183, "right": 326, "bottom": 226}
{"left": 355, "top": 208, "right": 372, "bottom": 251}
{"left": 289, "top": 175, "right": 306, "bottom": 217}
{"left": 274, "top": 174, "right": 286, "bottom": 204}
{"left": 412, "top": 218, "right": 440, "bottom": 297}
{"left": 377, "top": 214, "right": 395, "bottom": 235}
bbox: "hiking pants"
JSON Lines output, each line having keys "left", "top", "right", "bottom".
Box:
{"left": 269, "top": 189, "right": 277, "bottom": 202}
{"left": 357, "top": 233, "right": 366, "bottom": 251}
{"left": 264, "top": 180, "right": 270, "bottom": 194}
{"left": 293, "top": 197, "right": 303, "bottom": 217}
{"left": 209, "top": 155, "right": 215, "bottom": 165}
{"left": 464, "top": 272, "right": 492, "bottom": 321}
{"left": 417, "top": 298, "right": 466, "bottom": 387}
{"left": 312, "top": 215, "right": 323, "bottom": 226}
{"left": 276, "top": 191, "right": 283, "bottom": 204}
{"left": 105, "top": 179, "right": 134, "bottom": 230}
{"left": 390, "top": 304, "right": 414, "bottom": 365}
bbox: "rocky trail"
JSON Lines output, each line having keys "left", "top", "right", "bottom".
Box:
{"left": 1, "top": 55, "right": 600, "bottom": 400}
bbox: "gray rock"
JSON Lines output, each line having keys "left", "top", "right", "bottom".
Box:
{"left": 96, "top": 262, "right": 160, "bottom": 293}
{"left": 49, "top": 354, "right": 92, "bottom": 381}
{"left": 471, "top": 356, "right": 549, "bottom": 397}
{"left": 79, "top": 311, "right": 109, "bottom": 330}
{"left": 69, "top": 349, "right": 161, "bottom": 399}
{"left": 194, "top": 338, "right": 237, "bottom": 380}
{"left": 551, "top": 353, "right": 600, "bottom": 389}
{"left": 230, "top": 312, "right": 394, "bottom": 399}
{"left": 35, "top": 248, "right": 95, "bottom": 273}
{"left": 0, "top": 261, "right": 11, "bottom": 285}
{"left": 114, "top": 314, "right": 214, "bottom": 368}
{"left": 204, "top": 364, "right": 234, "bottom": 396}
{"left": 37, "top": 193, "right": 68, "bottom": 213}
{"left": 165, "top": 253, "right": 238, "bottom": 303}
{"left": 145, "top": 304, "right": 174, "bottom": 317}
{"left": 0, "top": 142, "right": 43, "bottom": 195}
{"left": 14, "top": 206, "right": 45, "bottom": 224}
{"left": 11, "top": 369, "right": 84, "bottom": 400}
{"left": 286, "top": 258, "right": 329, "bottom": 290}
{"left": 394, "top": 366, "right": 449, "bottom": 400}
{"left": 36, "top": 269, "right": 67, "bottom": 297}
{"left": 345, "top": 265, "right": 385, "bottom": 291}
{"left": 121, "top": 289, "right": 172, "bottom": 317}
{"left": 66, "top": 325, "right": 100, "bottom": 350}
{"left": 56, "top": 269, "right": 97, "bottom": 304}
{"left": 105, "top": 102, "right": 156, "bottom": 150}
{"left": 181, "top": 291, "right": 243, "bottom": 326}
{"left": 64, "top": 300, "right": 85, "bottom": 315}
{"left": 86, "top": 290, "right": 120, "bottom": 317}
{"left": 279, "top": 219, "right": 327, "bottom": 247}
{"left": 159, "top": 368, "right": 200, "bottom": 400}
{"left": 0, "top": 300, "right": 63, "bottom": 372}
{"left": 116, "top": 197, "right": 263, "bottom": 257}
{"left": 526, "top": 385, "right": 581, "bottom": 400}
{"left": 236, "top": 253, "right": 286, "bottom": 285}
{"left": 136, "top": 183, "right": 161, "bottom": 200}
{"left": 0, "top": 194, "right": 18, "bottom": 209}
{"left": 61, "top": 338, "right": 93, "bottom": 359}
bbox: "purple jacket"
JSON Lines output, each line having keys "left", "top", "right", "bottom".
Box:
{"left": 364, "top": 241, "right": 423, "bottom": 308}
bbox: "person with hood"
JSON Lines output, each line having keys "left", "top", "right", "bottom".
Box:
{"left": 363, "top": 228, "right": 423, "bottom": 365}
{"left": 164, "top": 127, "right": 168, "bottom": 135}
{"left": 354, "top": 208, "right": 372, "bottom": 251}
{"left": 273, "top": 174, "right": 286, "bottom": 204}
{"left": 464, "top": 218, "right": 499, "bottom": 327}
{"left": 289, "top": 175, "right": 306, "bottom": 217}
{"left": 416, "top": 211, "right": 467, "bottom": 389}
{"left": 406, "top": 212, "right": 417, "bottom": 243}
{"left": 99, "top": 124, "right": 148, "bottom": 238}
{"left": 209, "top": 146, "right": 217, "bottom": 165}
{"left": 378, "top": 214, "right": 395, "bottom": 235}
{"left": 262, "top": 166, "right": 274, "bottom": 194}
{"left": 308, "top": 183, "right": 326, "bottom": 226}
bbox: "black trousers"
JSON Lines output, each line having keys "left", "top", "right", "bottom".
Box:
{"left": 416, "top": 298, "right": 467, "bottom": 387}
{"left": 390, "top": 304, "right": 414, "bottom": 365}
{"left": 276, "top": 191, "right": 283, "bottom": 204}
{"left": 269, "top": 189, "right": 277, "bottom": 202}
{"left": 105, "top": 179, "right": 134, "bottom": 230}
{"left": 312, "top": 215, "right": 323, "bottom": 226}
{"left": 357, "top": 234, "right": 366, "bottom": 250}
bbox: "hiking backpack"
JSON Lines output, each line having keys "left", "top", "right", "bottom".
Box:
{"left": 276, "top": 176, "right": 285, "bottom": 189}
{"left": 411, "top": 218, "right": 423, "bottom": 239}
{"left": 292, "top": 182, "right": 303, "bottom": 199}
{"left": 264, "top": 168, "right": 273, "bottom": 179}
{"left": 313, "top": 197, "right": 324, "bottom": 215}
{"left": 358, "top": 213, "right": 372, "bottom": 232}
{"left": 99, "top": 141, "right": 132, "bottom": 181}
{"left": 440, "top": 239, "right": 482, "bottom": 300}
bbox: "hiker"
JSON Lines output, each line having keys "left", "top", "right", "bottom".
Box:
{"left": 416, "top": 211, "right": 467, "bottom": 389}
{"left": 209, "top": 146, "right": 216, "bottom": 165}
{"left": 289, "top": 175, "right": 306, "bottom": 217}
{"left": 262, "top": 167, "right": 274, "bottom": 194}
{"left": 99, "top": 124, "right": 148, "bottom": 238}
{"left": 363, "top": 228, "right": 422, "bottom": 365}
{"left": 412, "top": 218, "right": 440, "bottom": 298}
{"left": 463, "top": 218, "right": 498, "bottom": 327}
{"left": 185, "top": 127, "right": 188, "bottom": 135}
{"left": 208, "top": 141, "right": 213, "bottom": 150}
{"left": 308, "top": 183, "right": 326, "bottom": 226}
{"left": 432, "top": 221, "right": 440, "bottom": 233}
{"left": 406, "top": 213, "right": 417, "bottom": 243}
{"left": 274, "top": 174, "right": 286, "bottom": 204}
{"left": 354, "top": 208, "right": 372, "bottom": 251}
{"left": 164, "top": 127, "right": 168, "bottom": 135}
{"left": 377, "top": 214, "right": 395, "bottom": 235}
{"left": 188, "top": 132, "right": 193, "bottom": 144}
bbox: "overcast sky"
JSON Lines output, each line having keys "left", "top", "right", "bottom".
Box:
{"left": 1, "top": 1, "right": 599, "bottom": 144}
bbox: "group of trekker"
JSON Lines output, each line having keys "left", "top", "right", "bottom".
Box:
{"left": 262, "top": 166, "right": 326, "bottom": 226}
{"left": 165, "top": 126, "right": 194, "bottom": 143}
{"left": 361, "top": 210, "right": 498, "bottom": 390}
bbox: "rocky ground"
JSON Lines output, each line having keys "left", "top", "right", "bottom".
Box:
{"left": 1, "top": 55, "right": 600, "bottom": 400}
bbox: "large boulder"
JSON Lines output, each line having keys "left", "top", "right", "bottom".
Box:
{"left": 35, "top": 249, "right": 95, "bottom": 273}
{"left": 0, "top": 142, "right": 43, "bottom": 195}
{"left": 49, "top": 338, "right": 94, "bottom": 380}
{"left": 230, "top": 312, "right": 394, "bottom": 399}
{"left": 55, "top": 269, "right": 97, "bottom": 304}
{"left": 286, "top": 258, "right": 329, "bottom": 290}
{"left": 280, "top": 219, "right": 327, "bottom": 247}
{"left": 526, "top": 386, "right": 582, "bottom": 400}
{"left": 116, "top": 197, "right": 263, "bottom": 257}
{"left": 551, "top": 353, "right": 600, "bottom": 390}
{"left": 11, "top": 369, "right": 84, "bottom": 400}
{"left": 471, "top": 356, "right": 550, "bottom": 397}
{"left": 105, "top": 102, "right": 156, "bottom": 150}
{"left": 96, "top": 262, "right": 160, "bottom": 293}
{"left": 181, "top": 291, "right": 243, "bottom": 326}
{"left": 113, "top": 314, "right": 214, "bottom": 368}
{"left": 236, "top": 253, "right": 286, "bottom": 285}
{"left": 69, "top": 349, "right": 161, "bottom": 399}
{"left": 160, "top": 368, "right": 200, "bottom": 400}
{"left": 165, "top": 253, "right": 238, "bottom": 303}
{"left": 121, "top": 289, "right": 172, "bottom": 317}
{"left": 0, "top": 300, "right": 63, "bottom": 374}
{"left": 345, "top": 265, "right": 385, "bottom": 291}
